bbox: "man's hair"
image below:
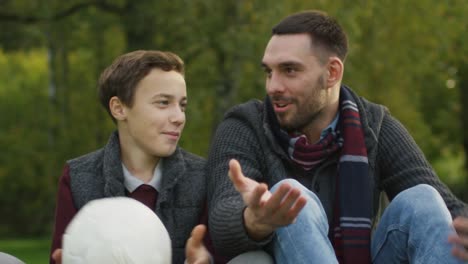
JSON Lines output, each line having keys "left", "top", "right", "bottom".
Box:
{"left": 98, "top": 50, "right": 185, "bottom": 121}
{"left": 272, "top": 10, "right": 348, "bottom": 62}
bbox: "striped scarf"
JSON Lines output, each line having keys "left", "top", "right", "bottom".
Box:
{"left": 287, "top": 131, "right": 343, "bottom": 170}
{"left": 266, "top": 86, "right": 371, "bottom": 264}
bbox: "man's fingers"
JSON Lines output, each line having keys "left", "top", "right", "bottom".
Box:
{"left": 449, "top": 234, "right": 466, "bottom": 245}
{"left": 275, "top": 187, "right": 302, "bottom": 215}
{"left": 249, "top": 183, "right": 307, "bottom": 227}
{"left": 268, "top": 186, "right": 307, "bottom": 224}
{"left": 263, "top": 183, "right": 292, "bottom": 213}
{"left": 451, "top": 246, "right": 468, "bottom": 261}
{"left": 454, "top": 217, "right": 468, "bottom": 236}
{"left": 249, "top": 183, "right": 269, "bottom": 208}
{"left": 287, "top": 196, "right": 307, "bottom": 222}
{"left": 448, "top": 232, "right": 468, "bottom": 261}
{"left": 228, "top": 159, "right": 246, "bottom": 190}
{"left": 449, "top": 233, "right": 468, "bottom": 248}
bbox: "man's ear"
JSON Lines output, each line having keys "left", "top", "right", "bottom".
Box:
{"left": 326, "top": 57, "right": 344, "bottom": 88}
{"left": 109, "top": 96, "right": 127, "bottom": 121}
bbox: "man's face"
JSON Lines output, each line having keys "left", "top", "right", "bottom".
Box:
{"left": 262, "top": 33, "right": 330, "bottom": 133}
{"left": 120, "top": 68, "right": 187, "bottom": 158}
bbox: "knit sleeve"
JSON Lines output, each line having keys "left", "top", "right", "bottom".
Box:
{"left": 207, "top": 116, "right": 272, "bottom": 259}
{"left": 377, "top": 113, "right": 468, "bottom": 218}
{"left": 50, "top": 164, "right": 78, "bottom": 264}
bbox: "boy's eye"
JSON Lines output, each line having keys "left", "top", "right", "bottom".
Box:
{"left": 180, "top": 103, "right": 187, "bottom": 112}
{"left": 156, "top": 100, "right": 169, "bottom": 105}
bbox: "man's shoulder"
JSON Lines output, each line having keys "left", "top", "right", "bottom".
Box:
{"left": 345, "top": 87, "right": 385, "bottom": 112}
{"left": 357, "top": 96, "right": 387, "bottom": 113}
{"left": 219, "top": 99, "right": 265, "bottom": 131}
{"left": 225, "top": 99, "right": 264, "bottom": 119}
{"left": 347, "top": 88, "right": 389, "bottom": 128}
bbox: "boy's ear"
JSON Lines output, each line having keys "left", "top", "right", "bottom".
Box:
{"left": 326, "top": 57, "right": 343, "bottom": 88}
{"left": 109, "top": 96, "right": 126, "bottom": 121}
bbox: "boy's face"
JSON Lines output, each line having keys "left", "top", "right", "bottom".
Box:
{"left": 119, "top": 68, "right": 187, "bottom": 158}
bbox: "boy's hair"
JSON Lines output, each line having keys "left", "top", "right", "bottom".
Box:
{"left": 272, "top": 10, "right": 348, "bottom": 62}
{"left": 98, "top": 50, "right": 185, "bottom": 121}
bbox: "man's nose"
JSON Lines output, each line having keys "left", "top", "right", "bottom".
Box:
{"left": 266, "top": 72, "right": 285, "bottom": 94}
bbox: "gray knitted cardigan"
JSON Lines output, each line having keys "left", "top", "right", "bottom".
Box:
{"left": 207, "top": 88, "right": 468, "bottom": 258}
{"left": 68, "top": 131, "right": 206, "bottom": 264}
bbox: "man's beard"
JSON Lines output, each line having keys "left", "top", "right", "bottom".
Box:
{"left": 279, "top": 108, "right": 323, "bottom": 133}
{"left": 276, "top": 75, "right": 327, "bottom": 133}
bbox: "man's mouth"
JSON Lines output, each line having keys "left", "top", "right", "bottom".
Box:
{"left": 275, "top": 103, "right": 288, "bottom": 108}
{"left": 272, "top": 100, "right": 292, "bottom": 113}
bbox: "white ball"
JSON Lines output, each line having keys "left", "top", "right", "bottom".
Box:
{"left": 62, "top": 197, "right": 171, "bottom": 264}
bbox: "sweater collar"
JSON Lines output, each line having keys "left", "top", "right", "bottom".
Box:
{"left": 101, "top": 131, "right": 186, "bottom": 201}
{"left": 102, "top": 131, "right": 126, "bottom": 197}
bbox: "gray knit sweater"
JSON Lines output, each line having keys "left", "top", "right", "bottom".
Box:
{"left": 207, "top": 88, "right": 468, "bottom": 258}
{"left": 68, "top": 131, "right": 206, "bottom": 264}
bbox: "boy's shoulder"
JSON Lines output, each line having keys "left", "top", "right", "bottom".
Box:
{"left": 67, "top": 148, "right": 105, "bottom": 174}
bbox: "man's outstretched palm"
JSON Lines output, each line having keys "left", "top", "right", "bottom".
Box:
{"left": 228, "top": 159, "right": 307, "bottom": 240}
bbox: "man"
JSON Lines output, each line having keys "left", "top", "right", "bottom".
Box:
{"left": 207, "top": 10, "right": 468, "bottom": 263}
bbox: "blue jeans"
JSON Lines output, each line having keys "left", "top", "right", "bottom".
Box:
{"left": 270, "top": 179, "right": 463, "bottom": 264}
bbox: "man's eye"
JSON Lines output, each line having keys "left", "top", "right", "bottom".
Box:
{"left": 285, "top": 67, "right": 296, "bottom": 74}
{"left": 264, "top": 69, "right": 272, "bottom": 78}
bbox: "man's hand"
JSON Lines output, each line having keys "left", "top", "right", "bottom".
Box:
{"left": 51, "top": 249, "right": 62, "bottom": 264}
{"left": 228, "top": 159, "right": 307, "bottom": 241}
{"left": 185, "top": 225, "right": 212, "bottom": 264}
{"left": 448, "top": 217, "right": 468, "bottom": 260}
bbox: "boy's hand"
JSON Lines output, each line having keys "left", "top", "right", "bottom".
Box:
{"left": 185, "top": 225, "right": 212, "bottom": 264}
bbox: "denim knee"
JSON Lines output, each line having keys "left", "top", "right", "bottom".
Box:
{"left": 271, "top": 178, "right": 302, "bottom": 190}
{"left": 394, "top": 184, "right": 441, "bottom": 203}
{"left": 271, "top": 178, "right": 312, "bottom": 192}
{"left": 390, "top": 184, "right": 448, "bottom": 218}
{"left": 272, "top": 179, "right": 321, "bottom": 200}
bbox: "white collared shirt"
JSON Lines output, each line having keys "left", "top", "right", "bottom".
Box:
{"left": 122, "top": 160, "right": 162, "bottom": 193}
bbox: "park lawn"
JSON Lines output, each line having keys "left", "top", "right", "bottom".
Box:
{"left": 0, "top": 238, "right": 50, "bottom": 264}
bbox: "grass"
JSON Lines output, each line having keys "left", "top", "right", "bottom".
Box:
{"left": 0, "top": 238, "right": 50, "bottom": 264}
